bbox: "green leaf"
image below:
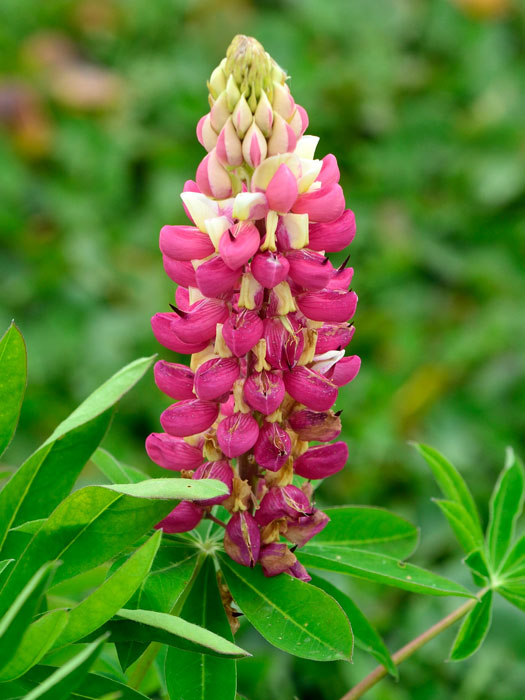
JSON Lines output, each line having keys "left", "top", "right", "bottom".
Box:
{"left": 499, "top": 582, "right": 525, "bottom": 612}
{"left": 109, "top": 607, "right": 250, "bottom": 658}
{"left": 412, "top": 443, "right": 483, "bottom": 545}
{"left": 298, "top": 547, "right": 475, "bottom": 598}
{"left": 0, "top": 609, "right": 68, "bottom": 681}
{"left": 92, "top": 447, "right": 148, "bottom": 484}
{"left": 0, "top": 323, "right": 27, "bottom": 458}
{"left": 21, "top": 634, "right": 108, "bottom": 700}
{"left": 450, "top": 590, "right": 493, "bottom": 661}
{"left": 464, "top": 549, "right": 490, "bottom": 580}
{"left": 218, "top": 555, "right": 353, "bottom": 662}
{"left": 500, "top": 535, "right": 525, "bottom": 580}
{"left": 304, "top": 506, "right": 418, "bottom": 559}
{"left": 44, "top": 356, "right": 155, "bottom": 446}
{"left": 54, "top": 530, "right": 161, "bottom": 647}
{"left": 0, "top": 486, "right": 173, "bottom": 615}
{"left": 433, "top": 500, "right": 482, "bottom": 555}
{"left": 0, "top": 562, "right": 57, "bottom": 669}
{"left": 0, "top": 559, "right": 13, "bottom": 577}
{"left": 309, "top": 573, "right": 397, "bottom": 678}
{"left": 166, "top": 558, "right": 237, "bottom": 700}
{"left": 103, "top": 477, "right": 228, "bottom": 502}
{"left": 487, "top": 448, "right": 525, "bottom": 571}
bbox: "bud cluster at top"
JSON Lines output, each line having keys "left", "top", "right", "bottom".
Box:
{"left": 147, "top": 35, "right": 360, "bottom": 582}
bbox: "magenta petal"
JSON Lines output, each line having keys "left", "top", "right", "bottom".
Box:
{"left": 216, "top": 412, "right": 259, "bottom": 458}
{"left": 260, "top": 542, "right": 297, "bottom": 577}
{"left": 195, "top": 256, "right": 242, "bottom": 298}
{"left": 151, "top": 314, "right": 209, "bottom": 354}
{"left": 308, "top": 209, "right": 356, "bottom": 252}
{"left": 219, "top": 222, "right": 260, "bottom": 270}
{"left": 175, "top": 286, "right": 191, "bottom": 311}
{"left": 251, "top": 252, "right": 290, "bottom": 289}
{"left": 160, "top": 399, "right": 219, "bottom": 437}
{"left": 154, "top": 361, "right": 195, "bottom": 400}
{"left": 283, "top": 510, "right": 330, "bottom": 547}
{"left": 222, "top": 309, "right": 263, "bottom": 357}
{"left": 192, "top": 459, "right": 234, "bottom": 505}
{"left": 253, "top": 421, "right": 291, "bottom": 472}
{"left": 284, "top": 366, "right": 338, "bottom": 411}
{"left": 155, "top": 501, "right": 203, "bottom": 533}
{"left": 317, "top": 154, "right": 340, "bottom": 187}
{"left": 162, "top": 256, "right": 197, "bottom": 287}
{"left": 297, "top": 290, "right": 358, "bottom": 323}
{"left": 255, "top": 485, "right": 311, "bottom": 527}
{"left": 327, "top": 267, "right": 354, "bottom": 290}
{"left": 289, "top": 409, "right": 342, "bottom": 442}
{"left": 263, "top": 317, "right": 304, "bottom": 371}
{"left": 145, "top": 432, "right": 203, "bottom": 471}
{"left": 288, "top": 560, "right": 311, "bottom": 582}
{"left": 292, "top": 183, "right": 345, "bottom": 223}
{"left": 172, "top": 300, "right": 229, "bottom": 344}
{"left": 293, "top": 441, "right": 348, "bottom": 479}
{"left": 327, "top": 355, "right": 361, "bottom": 386}
{"left": 286, "top": 250, "right": 333, "bottom": 291}
{"left": 224, "top": 511, "right": 261, "bottom": 567}
{"left": 265, "top": 164, "right": 299, "bottom": 213}
{"left": 315, "top": 324, "right": 355, "bottom": 354}
{"left": 159, "top": 225, "right": 215, "bottom": 261}
{"left": 194, "top": 357, "right": 240, "bottom": 401}
{"left": 243, "top": 370, "right": 285, "bottom": 415}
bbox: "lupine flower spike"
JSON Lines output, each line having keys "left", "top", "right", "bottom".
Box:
{"left": 148, "top": 35, "right": 360, "bottom": 581}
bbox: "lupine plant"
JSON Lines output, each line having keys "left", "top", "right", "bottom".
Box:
{"left": 0, "top": 35, "right": 523, "bottom": 700}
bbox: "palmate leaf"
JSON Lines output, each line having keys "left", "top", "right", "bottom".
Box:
{"left": 218, "top": 555, "right": 353, "bottom": 662}
{"left": 0, "top": 356, "right": 156, "bottom": 551}
{"left": 487, "top": 448, "right": 525, "bottom": 571}
{"left": 0, "top": 323, "right": 27, "bottom": 458}
{"left": 165, "top": 558, "right": 237, "bottom": 700}
{"left": 298, "top": 547, "right": 474, "bottom": 598}
{"left": 305, "top": 506, "right": 418, "bottom": 559}
{"left": 449, "top": 590, "right": 493, "bottom": 661}
{"left": 92, "top": 447, "right": 148, "bottom": 484}
{"left": 309, "top": 573, "right": 397, "bottom": 678}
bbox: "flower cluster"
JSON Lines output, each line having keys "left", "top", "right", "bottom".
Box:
{"left": 147, "top": 36, "right": 360, "bottom": 581}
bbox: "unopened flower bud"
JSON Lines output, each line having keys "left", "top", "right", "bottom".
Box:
{"left": 231, "top": 94, "right": 252, "bottom": 138}
{"left": 145, "top": 432, "right": 203, "bottom": 471}
{"left": 242, "top": 122, "right": 267, "bottom": 168}
{"left": 196, "top": 150, "right": 233, "bottom": 199}
{"left": 293, "top": 441, "right": 348, "bottom": 479}
{"left": 272, "top": 81, "right": 295, "bottom": 120}
{"left": 254, "top": 89, "right": 273, "bottom": 136}
{"left": 267, "top": 113, "right": 296, "bottom": 156}
{"left": 161, "top": 399, "right": 219, "bottom": 438}
{"left": 159, "top": 224, "right": 215, "bottom": 261}
{"left": 196, "top": 113, "right": 218, "bottom": 151}
{"left": 216, "top": 117, "right": 243, "bottom": 166}
{"left": 216, "top": 412, "right": 259, "bottom": 458}
{"left": 154, "top": 360, "right": 195, "bottom": 400}
{"left": 194, "top": 357, "right": 240, "bottom": 401}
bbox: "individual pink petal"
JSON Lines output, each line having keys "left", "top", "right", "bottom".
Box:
{"left": 265, "top": 164, "right": 298, "bottom": 213}
{"left": 195, "top": 256, "right": 242, "bottom": 298}
{"left": 317, "top": 154, "right": 340, "bottom": 187}
{"left": 267, "top": 113, "right": 297, "bottom": 156}
{"left": 264, "top": 317, "right": 304, "bottom": 371}
{"left": 260, "top": 542, "right": 297, "bottom": 577}
{"left": 253, "top": 421, "right": 291, "bottom": 472}
{"left": 295, "top": 105, "right": 309, "bottom": 135}
{"left": 196, "top": 150, "right": 233, "bottom": 199}
{"left": 159, "top": 225, "right": 214, "bottom": 261}
{"left": 255, "top": 485, "right": 311, "bottom": 527}
{"left": 172, "top": 299, "right": 229, "bottom": 343}
{"left": 242, "top": 122, "right": 267, "bottom": 168}
{"left": 154, "top": 360, "right": 195, "bottom": 400}
{"left": 145, "top": 432, "right": 203, "bottom": 471}
{"left": 288, "top": 408, "right": 342, "bottom": 442}
{"left": 192, "top": 459, "right": 234, "bottom": 505}
{"left": 216, "top": 412, "right": 259, "bottom": 458}
{"left": 219, "top": 221, "right": 260, "bottom": 270}
{"left": 293, "top": 441, "right": 348, "bottom": 479}
{"left": 288, "top": 560, "right": 311, "bottom": 582}
{"left": 296, "top": 290, "right": 358, "bottom": 323}
{"left": 243, "top": 370, "right": 285, "bottom": 415}
{"left": 151, "top": 314, "right": 209, "bottom": 354}
{"left": 292, "top": 183, "right": 345, "bottom": 223}
{"left": 286, "top": 250, "right": 333, "bottom": 291}
{"left": 160, "top": 399, "right": 219, "bottom": 437}
{"left": 251, "top": 251, "right": 290, "bottom": 289}
{"left": 308, "top": 209, "right": 356, "bottom": 252}
{"left": 284, "top": 366, "right": 338, "bottom": 411}
{"left": 283, "top": 510, "right": 330, "bottom": 547}
{"left": 222, "top": 309, "right": 264, "bottom": 357}
{"left": 155, "top": 501, "right": 203, "bottom": 533}
{"left": 162, "top": 256, "right": 197, "bottom": 287}
{"left": 215, "top": 117, "right": 243, "bottom": 167}
{"left": 196, "top": 113, "right": 217, "bottom": 151}
{"left": 327, "top": 266, "right": 354, "bottom": 290}
{"left": 194, "top": 357, "right": 240, "bottom": 401}
{"left": 224, "top": 511, "right": 261, "bottom": 567}
{"left": 175, "top": 286, "right": 191, "bottom": 311}
{"left": 314, "top": 324, "right": 355, "bottom": 354}
{"left": 326, "top": 355, "right": 361, "bottom": 386}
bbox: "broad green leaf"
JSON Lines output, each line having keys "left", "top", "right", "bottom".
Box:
{"left": 21, "top": 634, "right": 108, "bottom": 700}
{"left": 299, "top": 547, "right": 474, "bottom": 597}
{"left": 487, "top": 448, "right": 525, "bottom": 571}
{"left": 0, "top": 323, "right": 27, "bottom": 458}
{"left": 450, "top": 590, "right": 493, "bottom": 661}
{"left": 433, "top": 500, "right": 482, "bottom": 555}
{"left": 219, "top": 555, "right": 353, "bottom": 662}
{"left": 103, "top": 477, "right": 228, "bottom": 502}
{"left": 304, "top": 506, "right": 418, "bottom": 559}
{"left": 0, "top": 486, "right": 173, "bottom": 615}
{"left": 0, "top": 609, "right": 68, "bottom": 681}
{"left": 499, "top": 582, "right": 525, "bottom": 612}
{"left": 0, "top": 562, "right": 57, "bottom": 668}
{"left": 309, "top": 573, "right": 396, "bottom": 678}
{"left": 92, "top": 447, "right": 148, "bottom": 484}
{"left": 54, "top": 530, "right": 161, "bottom": 647}
{"left": 500, "top": 535, "right": 525, "bottom": 580}
{"left": 412, "top": 443, "right": 483, "bottom": 545}
{"left": 44, "top": 356, "right": 155, "bottom": 445}
{"left": 166, "top": 558, "right": 237, "bottom": 700}
{"left": 110, "top": 608, "right": 250, "bottom": 658}
{"left": 0, "top": 559, "right": 13, "bottom": 576}
{"left": 10, "top": 521, "right": 46, "bottom": 535}
{"left": 464, "top": 549, "right": 490, "bottom": 579}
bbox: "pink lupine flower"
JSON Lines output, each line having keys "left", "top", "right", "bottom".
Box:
{"left": 147, "top": 35, "right": 361, "bottom": 579}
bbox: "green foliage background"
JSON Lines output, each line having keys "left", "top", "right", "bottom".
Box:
{"left": 1, "top": 0, "right": 524, "bottom": 698}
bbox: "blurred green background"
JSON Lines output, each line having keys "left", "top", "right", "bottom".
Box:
{"left": 1, "top": 0, "right": 524, "bottom": 698}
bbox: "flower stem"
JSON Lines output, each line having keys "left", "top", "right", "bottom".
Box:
{"left": 340, "top": 589, "right": 488, "bottom": 700}
{"left": 205, "top": 512, "right": 227, "bottom": 529}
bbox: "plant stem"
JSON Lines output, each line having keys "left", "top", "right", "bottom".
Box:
{"left": 205, "top": 512, "right": 227, "bottom": 528}
{"left": 340, "top": 589, "right": 488, "bottom": 700}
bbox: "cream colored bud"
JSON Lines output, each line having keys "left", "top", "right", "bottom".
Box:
{"left": 254, "top": 89, "right": 274, "bottom": 137}
{"left": 241, "top": 122, "right": 267, "bottom": 168}
{"left": 231, "top": 95, "right": 253, "bottom": 138}
{"left": 210, "top": 91, "right": 230, "bottom": 132}
{"left": 225, "top": 74, "right": 241, "bottom": 111}
{"left": 272, "top": 81, "right": 295, "bottom": 120}
{"left": 208, "top": 61, "right": 227, "bottom": 98}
